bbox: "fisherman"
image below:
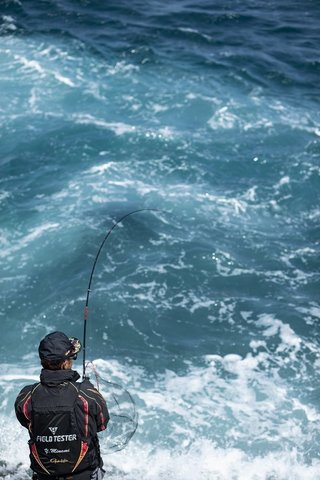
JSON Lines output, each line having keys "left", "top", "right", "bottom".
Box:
{"left": 15, "top": 331, "right": 109, "bottom": 480}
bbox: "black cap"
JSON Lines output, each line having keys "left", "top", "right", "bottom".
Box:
{"left": 38, "top": 331, "right": 82, "bottom": 362}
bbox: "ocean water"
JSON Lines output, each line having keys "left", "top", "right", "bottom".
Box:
{"left": 0, "top": 0, "right": 320, "bottom": 478}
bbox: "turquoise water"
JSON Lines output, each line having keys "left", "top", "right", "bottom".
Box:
{"left": 0, "top": 1, "right": 320, "bottom": 478}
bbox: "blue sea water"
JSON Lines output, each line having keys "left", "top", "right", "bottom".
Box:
{"left": 0, "top": 0, "right": 320, "bottom": 478}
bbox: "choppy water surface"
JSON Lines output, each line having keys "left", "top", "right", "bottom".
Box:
{"left": 0, "top": 1, "right": 320, "bottom": 478}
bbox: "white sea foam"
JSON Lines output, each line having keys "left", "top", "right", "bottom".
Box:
{"left": 14, "top": 55, "right": 45, "bottom": 75}
{"left": 73, "top": 114, "right": 136, "bottom": 135}
{"left": 208, "top": 106, "right": 240, "bottom": 129}
{"left": 297, "top": 305, "right": 320, "bottom": 319}
{"left": 211, "top": 250, "right": 254, "bottom": 277}
{"left": 1, "top": 15, "right": 17, "bottom": 32}
{"left": 0, "top": 190, "right": 10, "bottom": 202}
{"left": 2, "top": 430, "right": 320, "bottom": 480}
{"left": 52, "top": 71, "right": 75, "bottom": 87}
{"left": 106, "top": 441, "right": 320, "bottom": 480}
{"left": 13, "top": 49, "right": 76, "bottom": 91}
{"left": 0, "top": 223, "right": 59, "bottom": 259}
{"left": 0, "top": 374, "right": 39, "bottom": 382}
{"left": 2, "top": 357, "right": 320, "bottom": 480}
{"left": 87, "top": 162, "right": 116, "bottom": 174}
{"left": 274, "top": 176, "right": 290, "bottom": 189}
{"left": 151, "top": 103, "right": 168, "bottom": 113}
{"left": 256, "top": 314, "right": 301, "bottom": 352}
{"left": 106, "top": 61, "right": 139, "bottom": 76}
{"left": 199, "top": 192, "right": 248, "bottom": 215}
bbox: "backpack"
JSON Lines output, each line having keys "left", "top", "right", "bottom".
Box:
{"left": 29, "top": 381, "right": 95, "bottom": 476}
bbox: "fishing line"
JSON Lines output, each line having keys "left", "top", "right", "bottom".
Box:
{"left": 82, "top": 208, "right": 162, "bottom": 379}
{"left": 81, "top": 208, "right": 162, "bottom": 452}
{"left": 84, "top": 361, "right": 139, "bottom": 453}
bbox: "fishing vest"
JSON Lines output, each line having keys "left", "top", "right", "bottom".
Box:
{"left": 29, "top": 381, "right": 97, "bottom": 476}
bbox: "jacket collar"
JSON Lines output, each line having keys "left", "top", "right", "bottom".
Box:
{"left": 40, "top": 368, "right": 80, "bottom": 386}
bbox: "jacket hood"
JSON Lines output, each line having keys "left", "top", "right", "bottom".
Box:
{"left": 40, "top": 368, "right": 80, "bottom": 386}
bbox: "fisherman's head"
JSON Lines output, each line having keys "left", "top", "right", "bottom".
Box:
{"left": 38, "top": 331, "right": 81, "bottom": 370}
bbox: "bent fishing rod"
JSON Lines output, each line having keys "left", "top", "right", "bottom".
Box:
{"left": 82, "top": 208, "right": 162, "bottom": 379}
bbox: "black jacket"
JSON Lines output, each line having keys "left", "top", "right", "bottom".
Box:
{"left": 15, "top": 369, "right": 109, "bottom": 476}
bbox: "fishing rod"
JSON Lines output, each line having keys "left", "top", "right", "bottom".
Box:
{"left": 82, "top": 208, "right": 161, "bottom": 379}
